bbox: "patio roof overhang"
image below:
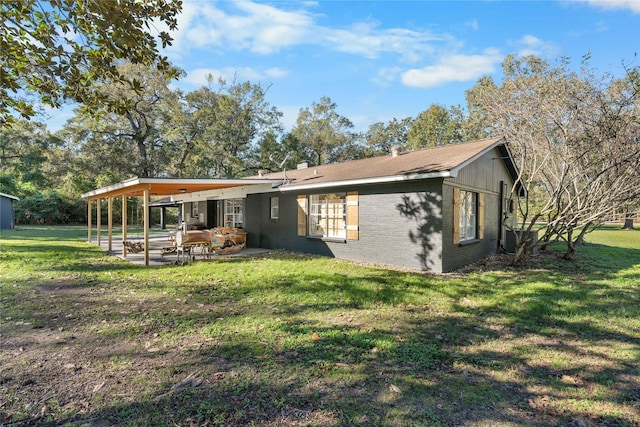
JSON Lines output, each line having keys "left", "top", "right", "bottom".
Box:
{"left": 83, "top": 176, "right": 282, "bottom": 267}
{"left": 81, "top": 177, "right": 281, "bottom": 200}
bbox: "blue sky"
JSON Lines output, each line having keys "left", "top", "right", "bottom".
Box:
{"left": 48, "top": 0, "right": 640, "bottom": 132}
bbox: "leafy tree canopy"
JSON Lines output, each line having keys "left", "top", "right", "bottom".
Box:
{"left": 0, "top": 0, "right": 182, "bottom": 127}
{"left": 290, "top": 96, "right": 359, "bottom": 165}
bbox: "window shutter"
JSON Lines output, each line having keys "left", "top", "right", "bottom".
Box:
{"left": 452, "top": 187, "right": 461, "bottom": 244}
{"left": 478, "top": 193, "right": 485, "bottom": 239}
{"left": 297, "top": 195, "right": 307, "bottom": 236}
{"left": 346, "top": 191, "right": 359, "bottom": 240}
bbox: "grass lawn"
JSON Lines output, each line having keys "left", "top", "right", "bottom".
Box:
{"left": 0, "top": 225, "right": 638, "bottom": 426}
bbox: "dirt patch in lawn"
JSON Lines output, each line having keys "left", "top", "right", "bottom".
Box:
{"left": 1, "top": 256, "right": 638, "bottom": 426}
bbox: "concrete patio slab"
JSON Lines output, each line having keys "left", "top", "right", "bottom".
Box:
{"left": 90, "top": 232, "right": 271, "bottom": 266}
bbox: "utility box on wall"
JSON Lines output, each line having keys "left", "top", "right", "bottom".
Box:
{"left": 505, "top": 229, "right": 539, "bottom": 256}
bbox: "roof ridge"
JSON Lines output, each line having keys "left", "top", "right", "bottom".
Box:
{"left": 260, "top": 136, "right": 505, "bottom": 175}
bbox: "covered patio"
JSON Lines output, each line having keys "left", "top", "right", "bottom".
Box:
{"left": 94, "top": 232, "right": 271, "bottom": 266}
{"left": 81, "top": 177, "right": 279, "bottom": 266}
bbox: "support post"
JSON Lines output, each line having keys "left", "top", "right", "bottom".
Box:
{"left": 108, "top": 197, "right": 113, "bottom": 252}
{"left": 87, "top": 199, "right": 92, "bottom": 243}
{"left": 143, "top": 189, "right": 150, "bottom": 266}
{"left": 97, "top": 198, "right": 101, "bottom": 247}
{"left": 160, "top": 206, "right": 166, "bottom": 230}
{"left": 122, "top": 196, "right": 128, "bottom": 257}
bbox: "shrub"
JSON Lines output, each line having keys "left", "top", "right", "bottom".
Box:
{"left": 15, "top": 191, "right": 85, "bottom": 224}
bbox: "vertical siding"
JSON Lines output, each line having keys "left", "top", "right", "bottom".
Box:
{"left": 442, "top": 148, "right": 515, "bottom": 272}
{"left": 453, "top": 149, "right": 510, "bottom": 193}
{"left": 1, "top": 197, "right": 15, "bottom": 230}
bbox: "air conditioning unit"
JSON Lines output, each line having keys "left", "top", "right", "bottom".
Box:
{"left": 505, "top": 229, "right": 539, "bottom": 256}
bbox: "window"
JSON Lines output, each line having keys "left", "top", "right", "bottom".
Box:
{"left": 224, "top": 198, "right": 244, "bottom": 228}
{"left": 270, "top": 197, "right": 279, "bottom": 220}
{"left": 191, "top": 202, "right": 198, "bottom": 219}
{"left": 459, "top": 190, "right": 477, "bottom": 241}
{"left": 453, "top": 188, "right": 484, "bottom": 244}
{"left": 297, "top": 192, "right": 358, "bottom": 240}
{"left": 308, "top": 193, "right": 347, "bottom": 239}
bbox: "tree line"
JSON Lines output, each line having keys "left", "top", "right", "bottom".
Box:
{"left": 1, "top": 1, "right": 638, "bottom": 264}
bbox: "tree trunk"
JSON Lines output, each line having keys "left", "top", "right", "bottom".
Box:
{"left": 511, "top": 234, "right": 529, "bottom": 265}
{"left": 623, "top": 210, "right": 635, "bottom": 230}
{"left": 561, "top": 245, "right": 575, "bottom": 260}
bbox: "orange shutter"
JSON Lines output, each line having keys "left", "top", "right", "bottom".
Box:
{"left": 297, "top": 195, "right": 307, "bottom": 236}
{"left": 346, "top": 191, "right": 359, "bottom": 240}
{"left": 452, "top": 187, "right": 461, "bottom": 244}
{"left": 478, "top": 193, "right": 485, "bottom": 239}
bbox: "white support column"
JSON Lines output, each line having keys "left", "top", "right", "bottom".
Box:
{"left": 122, "top": 196, "right": 128, "bottom": 257}
{"left": 143, "top": 189, "right": 150, "bottom": 266}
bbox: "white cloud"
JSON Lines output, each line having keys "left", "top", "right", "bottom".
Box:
{"left": 265, "top": 68, "right": 289, "bottom": 79}
{"left": 183, "top": 67, "right": 286, "bottom": 87}
{"left": 165, "top": 1, "right": 450, "bottom": 63}
{"left": 579, "top": 0, "right": 640, "bottom": 13}
{"left": 401, "top": 49, "right": 502, "bottom": 88}
{"left": 513, "top": 34, "right": 558, "bottom": 57}
{"left": 166, "top": 1, "right": 315, "bottom": 57}
{"left": 322, "top": 22, "right": 443, "bottom": 62}
{"left": 372, "top": 67, "right": 402, "bottom": 87}
{"left": 465, "top": 19, "right": 480, "bottom": 30}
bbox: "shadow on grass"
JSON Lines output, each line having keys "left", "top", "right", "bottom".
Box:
{"left": 1, "top": 233, "right": 639, "bottom": 426}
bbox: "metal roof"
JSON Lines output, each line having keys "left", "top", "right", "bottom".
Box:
{"left": 0, "top": 192, "right": 19, "bottom": 201}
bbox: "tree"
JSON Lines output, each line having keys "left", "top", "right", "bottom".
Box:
{"left": 204, "top": 78, "right": 283, "bottom": 178}
{"left": 164, "top": 86, "right": 223, "bottom": 178}
{"left": 62, "top": 63, "right": 182, "bottom": 179}
{"left": 1, "top": 0, "right": 181, "bottom": 127}
{"left": 0, "top": 119, "right": 57, "bottom": 186}
{"left": 167, "top": 77, "right": 283, "bottom": 178}
{"left": 290, "top": 96, "right": 359, "bottom": 165}
{"left": 363, "top": 117, "right": 412, "bottom": 155}
{"left": 466, "top": 54, "right": 640, "bottom": 262}
{"left": 407, "top": 104, "right": 463, "bottom": 149}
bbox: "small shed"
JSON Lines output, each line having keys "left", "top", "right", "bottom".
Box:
{"left": 0, "top": 192, "right": 19, "bottom": 230}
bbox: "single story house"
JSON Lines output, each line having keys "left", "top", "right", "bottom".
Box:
{"left": 0, "top": 192, "right": 19, "bottom": 230}
{"left": 82, "top": 136, "right": 519, "bottom": 272}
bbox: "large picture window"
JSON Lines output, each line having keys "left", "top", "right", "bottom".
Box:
{"left": 224, "top": 198, "right": 244, "bottom": 228}
{"left": 459, "top": 190, "right": 477, "bottom": 241}
{"left": 308, "top": 193, "right": 346, "bottom": 239}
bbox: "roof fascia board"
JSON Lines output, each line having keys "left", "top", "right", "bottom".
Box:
{"left": 81, "top": 177, "right": 281, "bottom": 199}
{"left": 173, "top": 183, "right": 275, "bottom": 202}
{"left": 81, "top": 177, "right": 143, "bottom": 199}
{"left": 279, "top": 171, "right": 452, "bottom": 192}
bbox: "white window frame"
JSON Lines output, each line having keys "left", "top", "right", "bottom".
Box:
{"left": 459, "top": 190, "right": 477, "bottom": 241}
{"left": 308, "top": 193, "right": 346, "bottom": 239}
{"left": 270, "top": 196, "right": 279, "bottom": 220}
{"left": 224, "top": 198, "right": 244, "bottom": 228}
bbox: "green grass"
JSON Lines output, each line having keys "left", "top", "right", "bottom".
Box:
{"left": 0, "top": 225, "right": 638, "bottom": 426}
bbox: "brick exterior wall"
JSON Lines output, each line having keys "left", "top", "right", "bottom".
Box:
{"left": 246, "top": 180, "right": 445, "bottom": 272}
{"left": 245, "top": 147, "right": 515, "bottom": 273}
